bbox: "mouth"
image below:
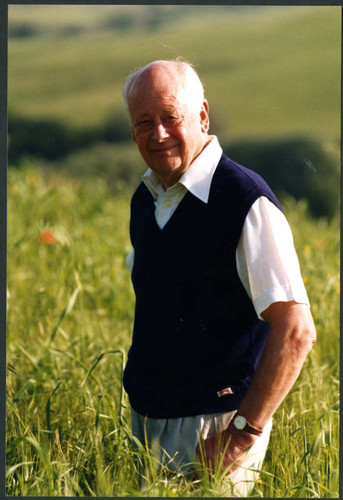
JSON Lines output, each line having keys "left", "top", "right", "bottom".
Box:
{"left": 150, "top": 145, "right": 177, "bottom": 154}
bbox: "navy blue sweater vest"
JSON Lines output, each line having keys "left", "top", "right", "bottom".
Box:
{"left": 123, "top": 154, "right": 282, "bottom": 418}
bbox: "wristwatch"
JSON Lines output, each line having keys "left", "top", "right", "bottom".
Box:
{"left": 231, "top": 414, "right": 263, "bottom": 436}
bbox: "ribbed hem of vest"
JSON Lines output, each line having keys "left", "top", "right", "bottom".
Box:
{"left": 128, "top": 388, "right": 247, "bottom": 419}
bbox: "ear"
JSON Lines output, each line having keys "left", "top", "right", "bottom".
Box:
{"left": 200, "top": 99, "right": 210, "bottom": 133}
{"left": 131, "top": 128, "right": 137, "bottom": 143}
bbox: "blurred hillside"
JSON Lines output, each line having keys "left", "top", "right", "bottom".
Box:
{"left": 8, "top": 5, "right": 341, "bottom": 217}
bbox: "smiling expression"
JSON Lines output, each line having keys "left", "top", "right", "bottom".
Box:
{"left": 128, "top": 63, "right": 210, "bottom": 189}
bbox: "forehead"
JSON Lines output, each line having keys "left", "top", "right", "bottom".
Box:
{"left": 129, "top": 92, "right": 184, "bottom": 117}
{"left": 128, "top": 67, "right": 188, "bottom": 116}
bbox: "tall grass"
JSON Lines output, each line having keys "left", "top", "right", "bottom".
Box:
{"left": 6, "top": 164, "right": 339, "bottom": 496}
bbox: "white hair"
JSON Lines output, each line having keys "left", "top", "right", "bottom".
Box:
{"left": 122, "top": 59, "right": 205, "bottom": 113}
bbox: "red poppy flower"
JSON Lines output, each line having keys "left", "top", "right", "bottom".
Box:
{"left": 38, "top": 229, "right": 56, "bottom": 245}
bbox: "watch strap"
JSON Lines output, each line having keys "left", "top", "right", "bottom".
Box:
{"left": 242, "top": 422, "right": 263, "bottom": 436}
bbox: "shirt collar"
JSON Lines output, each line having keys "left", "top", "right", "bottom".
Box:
{"left": 142, "top": 136, "right": 223, "bottom": 203}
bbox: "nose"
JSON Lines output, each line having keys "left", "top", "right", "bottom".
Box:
{"left": 152, "top": 123, "right": 169, "bottom": 142}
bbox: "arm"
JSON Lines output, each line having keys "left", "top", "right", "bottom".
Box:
{"left": 197, "top": 300, "right": 316, "bottom": 473}
{"left": 197, "top": 198, "right": 316, "bottom": 473}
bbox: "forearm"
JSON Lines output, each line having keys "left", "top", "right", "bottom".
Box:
{"left": 238, "top": 329, "right": 310, "bottom": 428}
{"left": 237, "top": 301, "right": 316, "bottom": 430}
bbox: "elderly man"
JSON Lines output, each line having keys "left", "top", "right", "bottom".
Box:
{"left": 122, "top": 59, "right": 316, "bottom": 495}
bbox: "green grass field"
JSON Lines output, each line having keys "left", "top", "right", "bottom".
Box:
{"left": 8, "top": 5, "right": 341, "bottom": 145}
{"left": 6, "top": 163, "right": 339, "bottom": 497}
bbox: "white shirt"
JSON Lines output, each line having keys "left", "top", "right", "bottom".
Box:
{"left": 127, "top": 136, "right": 309, "bottom": 319}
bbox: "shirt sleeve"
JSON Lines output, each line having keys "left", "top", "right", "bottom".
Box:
{"left": 126, "top": 248, "right": 135, "bottom": 272}
{"left": 236, "top": 196, "right": 310, "bottom": 320}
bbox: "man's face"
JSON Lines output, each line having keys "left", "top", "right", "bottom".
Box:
{"left": 128, "top": 66, "right": 209, "bottom": 188}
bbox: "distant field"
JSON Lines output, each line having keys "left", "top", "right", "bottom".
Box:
{"left": 8, "top": 5, "right": 341, "bottom": 144}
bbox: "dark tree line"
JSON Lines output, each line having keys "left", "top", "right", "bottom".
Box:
{"left": 8, "top": 112, "right": 339, "bottom": 219}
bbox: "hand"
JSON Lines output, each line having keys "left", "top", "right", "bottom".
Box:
{"left": 196, "top": 423, "right": 258, "bottom": 476}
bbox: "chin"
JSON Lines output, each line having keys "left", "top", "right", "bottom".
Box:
{"left": 153, "top": 160, "right": 183, "bottom": 173}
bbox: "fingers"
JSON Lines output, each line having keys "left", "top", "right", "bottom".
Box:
{"left": 196, "top": 430, "right": 252, "bottom": 477}
{"left": 196, "top": 432, "right": 237, "bottom": 476}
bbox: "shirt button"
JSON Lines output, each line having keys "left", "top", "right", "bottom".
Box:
{"left": 164, "top": 200, "right": 172, "bottom": 207}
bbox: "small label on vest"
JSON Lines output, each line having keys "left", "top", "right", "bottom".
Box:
{"left": 217, "top": 387, "right": 234, "bottom": 397}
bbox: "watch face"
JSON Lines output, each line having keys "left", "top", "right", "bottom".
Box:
{"left": 234, "top": 415, "right": 247, "bottom": 430}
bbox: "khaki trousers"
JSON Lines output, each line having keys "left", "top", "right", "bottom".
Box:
{"left": 131, "top": 407, "right": 272, "bottom": 496}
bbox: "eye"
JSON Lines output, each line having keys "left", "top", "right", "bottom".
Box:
{"left": 164, "top": 116, "right": 179, "bottom": 125}
{"left": 136, "top": 119, "right": 152, "bottom": 128}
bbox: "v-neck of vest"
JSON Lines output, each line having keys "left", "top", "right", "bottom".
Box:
{"left": 150, "top": 189, "right": 197, "bottom": 233}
